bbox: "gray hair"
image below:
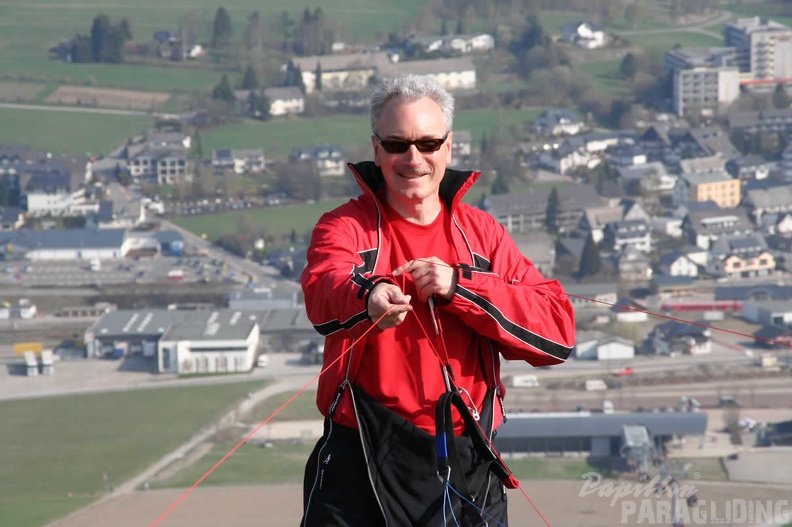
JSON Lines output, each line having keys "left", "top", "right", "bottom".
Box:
{"left": 369, "top": 74, "right": 455, "bottom": 134}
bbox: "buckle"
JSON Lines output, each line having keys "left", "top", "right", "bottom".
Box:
{"left": 457, "top": 386, "right": 480, "bottom": 421}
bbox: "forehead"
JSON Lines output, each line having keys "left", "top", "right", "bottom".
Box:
{"left": 377, "top": 97, "right": 446, "bottom": 137}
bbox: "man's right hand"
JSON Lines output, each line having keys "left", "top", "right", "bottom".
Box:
{"left": 368, "top": 283, "right": 412, "bottom": 329}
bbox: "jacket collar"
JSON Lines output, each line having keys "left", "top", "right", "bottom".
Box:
{"left": 348, "top": 161, "right": 480, "bottom": 212}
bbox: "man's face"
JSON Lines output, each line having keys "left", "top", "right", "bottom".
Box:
{"left": 372, "top": 97, "right": 452, "bottom": 207}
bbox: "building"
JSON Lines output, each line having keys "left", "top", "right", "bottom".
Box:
{"left": 724, "top": 17, "right": 792, "bottom": 84}
{"left": 497, "top": 410, "right": 706, "bottom": 458}
{"left": 289, "top": 145, "right": 346, "bottom": 177}
{"left": 742, "top": 300, "right": 792, "bottom": 327}
{"left": 529, "top": 109, "right": 586, "bottom": 137}
{"left": 211, "top": 148, "right": 266, "bottom": 175}
{"left": 560, "top": 21, "right": 606, "bottom": 49}
{"left": 481, "top": 184, "right": 605, "bottom": 234}
{"left": 84, "top": 308, "right": 262, "bottom": 375}
{"left": 0, "top": 228, "right": 126, "bottom": 261}
{"left": 574, "top": 331, "right": 635, "bottom": 360}
{"left": 288, "top": 52, "right": 391, "bottom": 94}
{"left": 664, "top": 47, "right": 740, "bottom": 116}
{"left": 648, "top": 320, "right": 711, "bottom": 355}
{"left": 264, "top": 86, "right": 304, "bottom": 116}
{"left": 673, "top": 169, "right": 741, "bottom": 208}
{"left": 379, "top": 56, "right": 477, "bottom": 91}
{"left": 707, "top": 233, "right": 776, "bottom": 279}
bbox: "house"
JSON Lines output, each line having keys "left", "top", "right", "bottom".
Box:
{"left": 481, "top": 184, "right": 606, "bottom": 234}
{"left": 577, "top": 205, "right": 624, "bottom": 244}
{"left": 0, "top": 145, "right": 48, "bottom": 176}
{"left": 211, "top": 148, "right": 266, "bottom": 175}
{"left": 20, "top": 167, "right": 85, "bottom": 215}
{"left": 448, "top": 33, "right": 495, "bottom": 53}
{"left": 406, "top": 33, "right": 495, "bottom": 55}
{"left": 673, "top": 169, "right": 741, "bottom": 208}
{"left": 560, "top": 21, "right": 606, "bottom": 49}
{"left": 656, "top": 251, "right": 699, "bottom": 278}
{"left": 538, "top": 143, "right": 598, "bottom": 174}
{"left": 264, "top": 86, "right": 304, "bottom": 116}
{"left": 0, "top": 207, "right": 24, "bottom": 230}
{"left": 380, "top": 56, "right": 477, "bottom": 91}
{"left": 617, "top": 162, "right": 677, "bottom": 197}
{"left": 234, "top": 87, "right": 305, "bottom": 117}
{"left": 288, "top": 52, "right": 392, "bottom": 94}
{"left": 759, "top": 212, "right": 792, "bottom": 236}
{"left": 574, "top": 331, "right": 635, "bottom": 360}
{"left": 128, "top": 146, "right": 189, "bottom": 184}
{"left": 679, "top": 154, "right": 725, "bottom": 174}
{"left": 707, "top": 233, "right": 776, "bottom": 278}
{"left": 613, "top": 245, "right": 653, "bottom": 281}
{"left": 529, "top": 109, "right": 586, "bottom": 137}
{"left": 604, "top": 219, "right": 652, "bottom": 253}
{"left": 682, "top": 205, "right": 753, "bottom": 250}
{"left": 611, "top": 297, "right": 649, "bottom": 323}
{"left": 725, "top": 155, "right": 770, "bottom": 181}
{"left": 742, "top": 183, "right": 792, "bottom": 224}
{"left": 563, "top": 282, "right": 618, "bottom": 312}
{"left": 153, "top": 30, "right": 202, "bottom": 60}
{"left": 289, "top": 145, "right": 346, "bottom": 177}
{"left": 647, "top": 320, "right": 711, "bottom": 355}
{"left": 604, "top": 143, "right": 647, "bottom": 168}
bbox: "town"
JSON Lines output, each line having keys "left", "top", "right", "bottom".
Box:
{"left": 1, "top": 2, "right": 792, "bottom": 527}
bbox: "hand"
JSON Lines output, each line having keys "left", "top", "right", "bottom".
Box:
{"left": 368, "top": 282, "right": 412, "bottom": 329}
{"left": 392, "top": 257, "right": 458, "bottom": 303}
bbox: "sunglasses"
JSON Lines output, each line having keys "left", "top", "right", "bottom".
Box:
{"left": 374, "top": 133, "right": 449, "bottom": 154}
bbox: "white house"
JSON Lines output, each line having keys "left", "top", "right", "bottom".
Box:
{"left": 575, "top": 331, "right": 635, "bottom": 360}
{"left": 657, "top": 252, "right": 699, "bottom": 277}
{"left": 560, "top": 21, "right": 606, "bottom": 49}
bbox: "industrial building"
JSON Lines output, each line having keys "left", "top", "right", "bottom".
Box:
{"left": 497, "top": 410, "right": 707, "bottom": 458}
{"left": 85, "top": 308, "right": 262, "bottom": 375}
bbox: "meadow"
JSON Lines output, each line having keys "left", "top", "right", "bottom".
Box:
{"left": 201, "top": 106, "right": 545, "bottom": 159}
{"left": 0, "top": 380, "right": 266, "bottom": 527}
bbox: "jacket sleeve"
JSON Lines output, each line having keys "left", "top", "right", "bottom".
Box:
{"left": 443, "top": 219, "right": 575, "bottom": 367}
{"left": 300, "top": 208, "right": 383, "bottom": 339}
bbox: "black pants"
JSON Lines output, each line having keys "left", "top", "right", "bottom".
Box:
{"left": 300, "top": 386, "right": 508, "bottom": 527}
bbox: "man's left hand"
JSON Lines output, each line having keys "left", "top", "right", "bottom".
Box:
{"left": 393, "top": 257, "right": 458, "bottom": 302}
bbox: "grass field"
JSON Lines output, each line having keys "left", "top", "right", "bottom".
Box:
{"left": 0, "top": 0, "right": 428, "bottom": 87}
{"left": 169, "top": 198, "right": 348, "bottom": 242}
{"left": 0, "top": 380, "right": 266, "bottom": 527}
{"left": 202, "top": 107, "right": 545, "bottom": 160}
{"left": 0, "top": 106, "right": 154, "bottom": 156}
{"left": 623, "top": 31, "right": 722, "bottom": 53}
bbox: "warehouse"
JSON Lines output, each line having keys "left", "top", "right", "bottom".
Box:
{"left": 498, "top": 410, "right": 707, "bottom": 458}
{"left": 85, "top": 308, "right": 262, "bottom": 375}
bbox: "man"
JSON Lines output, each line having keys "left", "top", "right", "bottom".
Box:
{"left": 300, "top": 73, "right": 575, "bottom": 526}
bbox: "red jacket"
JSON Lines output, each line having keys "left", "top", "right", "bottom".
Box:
{"left": 301, "top": 161, "right": 576, "bottom": 433}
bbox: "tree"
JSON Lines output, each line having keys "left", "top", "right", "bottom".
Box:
{"left": 490, "top": 173, "right": 509, "bottom": 195}
{"left": 211, "top": 7, "right": 233, "bottom": 48}
{"left": 456, "top": 18, "right": 464, "bottom": 35}
{"left": 90, "top": 14, "right": 125, "bottom": 63}
{"left": 314, "top": 62, "right": 322, "bottom": 92}
{"left": 212, "top": 74, "right": 236, "bottom": 102}
{"left": 773, "top": 83, "right": 791, "bottom": 109}
{"left": 619, "top": 52, "right": 638, "bottom": 81}
{"left": 441, "top": 19, "right": 449, "bottom": 36}
{"left": 544, "top": 186, "right": 559, "bottom": 235}
{"left": 248, "top": 90, "right": 271, "bottom": 120}
{"left": 578, "top": 233, "right": 602, "bottom": 278}
{"left": 244, "top": 11, "right": 263, "bottom": 51}
{"left": 240, "top": 65, "right": 259, "bottom": 90}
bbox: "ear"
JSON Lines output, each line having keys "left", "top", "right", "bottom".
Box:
{"left": 445, "top": 131, "right": 453, "bottom": 165}
{"left": 371, "top": 135, "right": 382, "bottom": 167}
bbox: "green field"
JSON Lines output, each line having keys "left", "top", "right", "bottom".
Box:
{"left": 0, "top": 106, "right": 154, "bottom": 156}
{"left": 0, "top": 380, "right": 266, "bottom": 527}
{"left": 0, "top": 0, "right": 428, "bottom": 87}
{"left": 202, "top": 107, "right": 545, "bottom": 160}
{"left": 624, "top": 31, "right": 722, "bottom": 53}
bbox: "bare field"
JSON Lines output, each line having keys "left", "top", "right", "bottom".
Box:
{"left": 51, "top": 480, "right": 792, "bottom": 527}
{"left": 45, "top": 86, "right": 170, "bottom": 110}
{"left": 0, "top": 81, "right": 44, "bottom": 101}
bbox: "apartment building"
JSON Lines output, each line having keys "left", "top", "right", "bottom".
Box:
{"left": 724, "top": 16, "right": 792, "bottom": 83}
{"left": 665, "top": 47, "right": 740, "bottom": 116}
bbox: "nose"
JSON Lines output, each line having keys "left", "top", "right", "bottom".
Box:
{"left": 403, "top": 144, "right": 423, "bottom": 164}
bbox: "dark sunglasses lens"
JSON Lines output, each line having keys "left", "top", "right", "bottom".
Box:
{"left": 415, "top": 140, "right": 443, "bottom": 152}
{"left": 381, "top": 140, "right": 410, "bottom": 154}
